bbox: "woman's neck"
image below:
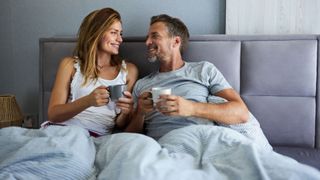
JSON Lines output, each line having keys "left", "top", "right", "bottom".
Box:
{"left": 97, "top": 51, "right": 112, "bottom": 67}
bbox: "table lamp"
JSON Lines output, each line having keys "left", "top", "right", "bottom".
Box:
{"left": 0, "top": 94, "right": 24, "bottom": 128}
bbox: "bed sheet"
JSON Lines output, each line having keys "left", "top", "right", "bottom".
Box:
{"left": 1, "top": 125, "right": 320, "bottom": 180}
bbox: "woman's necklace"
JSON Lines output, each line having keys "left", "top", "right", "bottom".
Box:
{"left": 97, "top": 64, "right": 115, "bottom": 71}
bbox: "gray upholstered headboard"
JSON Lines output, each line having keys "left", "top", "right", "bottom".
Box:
{"left": 39, "top": 35, "right": 320, "bottom": 149}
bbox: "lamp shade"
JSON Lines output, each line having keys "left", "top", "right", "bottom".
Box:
{"left": 0, "top": 94, "right": 24, "bottom": 128}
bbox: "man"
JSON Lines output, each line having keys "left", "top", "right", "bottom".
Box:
{"left": 126, "top": 14, "right": 271, "bottom": 149}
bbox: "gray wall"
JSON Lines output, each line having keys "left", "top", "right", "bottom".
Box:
{"left": 0, "top": 0, "right": 225, "bottom": 122}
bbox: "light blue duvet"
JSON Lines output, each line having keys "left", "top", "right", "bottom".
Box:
{"left": 1, "top": 125, "right": 320, "bottom": 180}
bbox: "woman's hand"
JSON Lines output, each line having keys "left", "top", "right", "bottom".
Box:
{"left": 116, "top": 91, "right": 134, "bottom": 114}
{"left": 87, "top": 86, "right": 110, "bottom": 107}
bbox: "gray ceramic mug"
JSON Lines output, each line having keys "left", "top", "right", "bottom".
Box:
{"left": 109, "top": 84, "right": 127, "bottom": 101}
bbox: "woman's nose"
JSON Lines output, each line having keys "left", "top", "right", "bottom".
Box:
{"left": 117, "top": 35, "right": 123, "bottom": 43}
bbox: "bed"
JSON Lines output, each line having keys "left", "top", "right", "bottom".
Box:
{"left": 1, "top": 35, "right": 320, "bottom": 179}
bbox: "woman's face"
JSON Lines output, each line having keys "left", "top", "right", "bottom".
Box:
{"left": 98, "top": 21, "right": 123, "bottom": 55}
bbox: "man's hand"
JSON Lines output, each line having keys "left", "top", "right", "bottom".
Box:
{"left": 137, "top": 91, "right": 154, "bottom": 114}
{"left": 156, "top": 95, "right": 195, "bottom": 117}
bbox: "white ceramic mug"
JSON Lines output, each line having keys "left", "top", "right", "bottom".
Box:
{"left": 151, "top": 87, "right": 172, "bottom": 104}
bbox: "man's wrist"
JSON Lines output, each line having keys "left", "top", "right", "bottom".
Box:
{"left": 190, "top": 101, "right": 198, "bottom": 117}
{"left": 136, "top": 108, "right": 146, "bottom": 117}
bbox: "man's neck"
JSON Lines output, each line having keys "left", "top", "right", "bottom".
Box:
{"left": 159, "top": 54, "right": 185, "bottom": 72}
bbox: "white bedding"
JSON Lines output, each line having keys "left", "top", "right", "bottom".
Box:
{"left": 1, "top": 125, "right": 320, "bottom": 180}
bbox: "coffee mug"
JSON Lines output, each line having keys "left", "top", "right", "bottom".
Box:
{"left": 109, "top": 84, "right": 127, "bottom": 101}
{"left": 151, "top": 87, "right": 172, "bottom": 104}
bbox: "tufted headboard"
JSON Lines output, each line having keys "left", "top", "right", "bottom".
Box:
{"left": 39, "top": 35, "right": 320, "bottom": 150}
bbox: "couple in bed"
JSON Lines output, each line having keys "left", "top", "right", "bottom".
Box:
{"left": 4, "top": 7, "right": 319, "bottom": 179}
{"left": 44, "top": 7, "right": 270, "bottom": 149}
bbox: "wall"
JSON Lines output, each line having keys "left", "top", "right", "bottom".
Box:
{"left": 0, "top": 0, "right": 225, "bottom": 123}
{"left": 226, "top": 0, "right": 320, "bottom": 34}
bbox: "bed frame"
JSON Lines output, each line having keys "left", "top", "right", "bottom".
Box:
{"left": 40, "top": 35, "right": 320, "bottom": 169}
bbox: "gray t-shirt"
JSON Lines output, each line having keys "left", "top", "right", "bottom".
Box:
{"left": 133, "top": 61, "right": 231, "bottom": 140}
{"left": 133, "top": 61, "right": 272, "bottom": 150}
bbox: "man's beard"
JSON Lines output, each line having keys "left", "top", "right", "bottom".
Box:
{"left": 147, "top": 44, "right": 158, "bottom": 63}
{"left": 147, "top": 55, "right": 158, "bottom": 63}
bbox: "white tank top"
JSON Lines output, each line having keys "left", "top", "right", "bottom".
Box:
{"left": 61, "top": 60, "right": 128, "bottom": 135}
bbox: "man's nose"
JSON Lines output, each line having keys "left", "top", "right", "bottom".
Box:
{"left": 145, "top": 37, "right": 151, "bottom": 46}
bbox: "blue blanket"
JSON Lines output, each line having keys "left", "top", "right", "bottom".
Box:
{"left": 0, "top": 126, "right": 95, "bottom": 180}
{"left": 1, "top": 125, "right": 320, "bottom": 180}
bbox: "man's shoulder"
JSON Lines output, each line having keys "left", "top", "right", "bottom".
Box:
{"left": 186, "top": 61, "right": 216, "bottom": 70}
{"left": 135, "top": 72, "right": 157, "bottom": 85}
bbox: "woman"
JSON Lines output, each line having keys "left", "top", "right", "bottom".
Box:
{"left": 43, "top": 7, "right": 138, "bottom": 137}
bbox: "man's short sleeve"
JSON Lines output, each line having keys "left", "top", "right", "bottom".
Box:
{"left": 205, "top": 62, "right": 232, "bottom": 95}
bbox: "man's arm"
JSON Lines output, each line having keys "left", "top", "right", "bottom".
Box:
{"left": 124, "top": 109, "right": 145, "bottom": 133}
{"left": 125, "top": 91, "right": 153, "bottom": 133}
{"left": 156, "top": 88, "right": 249, "bottom": 125}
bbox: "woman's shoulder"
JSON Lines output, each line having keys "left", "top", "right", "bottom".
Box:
{"left": 122, "top": 60, "right": 138, "bottom": 82}
{"left": 122, "top": 60, "right": 137, "bottom": 73}
{"left": 60, "top": 56, "right": 78, "bottom": 67}
{"left": 126, "top": 61, "right": 138, "bottom": 76}
{"left": 57, "top": 57, "right": 79, "bottom": 77}
{"left": 126, "top": 61, "right": 137, "bottom": 70}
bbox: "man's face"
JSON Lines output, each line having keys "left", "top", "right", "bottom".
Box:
{"left": 145, "top": 22, "right": 174, "bottom": 62}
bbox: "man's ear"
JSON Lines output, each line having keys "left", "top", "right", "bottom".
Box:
{"left": 172, "top": 36, "right": 182, "bottom": 49}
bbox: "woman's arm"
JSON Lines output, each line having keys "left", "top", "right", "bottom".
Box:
{"left": 48, "top": 57, "right": 110, "bottom": 122}
{"left": 115, "top": 62, "right": 138, "bottom": 129}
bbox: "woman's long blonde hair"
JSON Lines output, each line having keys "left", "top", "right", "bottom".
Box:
{"left": 74, "top": 7, "right": 122, "bottom": 86}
